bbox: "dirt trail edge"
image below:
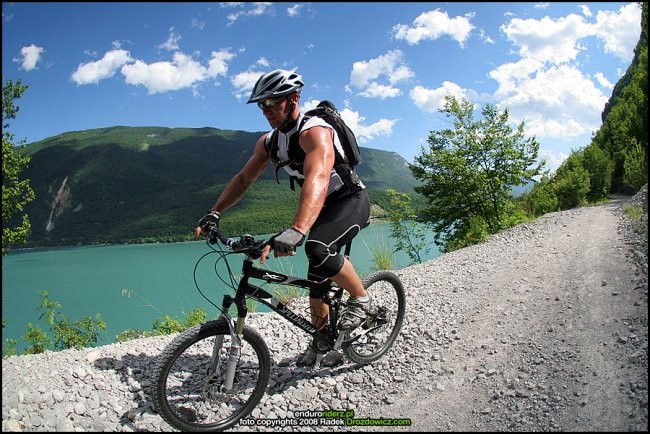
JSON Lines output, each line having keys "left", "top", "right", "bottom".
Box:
{"left": 371, "top": 197, "right": 648, "bottom": 431}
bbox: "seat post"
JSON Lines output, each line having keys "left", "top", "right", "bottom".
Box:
{"left": 343, "top": 241, "right": 352, "bottom": 259}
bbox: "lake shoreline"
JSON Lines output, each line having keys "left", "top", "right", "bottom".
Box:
{"left": 5, "top": 220, "right": 393, "bottom": 254}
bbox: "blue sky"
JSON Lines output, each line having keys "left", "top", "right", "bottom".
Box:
{"left": 2, "top": 2, "right": 642, "bottom": 172}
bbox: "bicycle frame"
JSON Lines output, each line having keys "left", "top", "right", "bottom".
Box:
{"left": 154, "top": 230, "right": 405, "bottom": 431}
{"left": 218, "top": 252, "right": 347, "bottom": 352}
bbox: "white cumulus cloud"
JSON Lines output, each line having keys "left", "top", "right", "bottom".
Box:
{"left": 71, "top": 49, "right": 133, "bottom": 85}
{"left": 410, "top": 82, "right": 474, "bottom": 113}
{"left": 349, "top": 50, "right": 413, "bottom": 99}
{"left": 392, "top": 8, "right": 474, "bottom": 47}
{"left": 120, "top": 50, "right": 234, "bottom": 95}
{"left": 15, "top": 44, "right": 45, "bottom": 71}
{"left": 593, "top": 3, "right": 642, "bottom": 61}
{"left": 302, "top": 98, "right": 397, "bottom": 144}
{"left": 339, "top": 107, "right": 396, "bottom": 144}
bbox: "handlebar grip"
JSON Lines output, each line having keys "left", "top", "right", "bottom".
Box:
{"left": 206, "top": 226, "right": 225, "bottom": 245}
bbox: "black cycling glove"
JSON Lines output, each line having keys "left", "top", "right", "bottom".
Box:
{"left": 198, "top": 210, "right": 220, "bottom": 230}
{"left": 198, "top": 211, "right": 220, "bottom": 243}
{"left": 272, "top": 227, "right": 305, "bottom": 254}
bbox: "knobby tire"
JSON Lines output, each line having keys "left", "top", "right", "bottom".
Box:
{"left": 153, "top": 319, "right": 271, "bottom": 432}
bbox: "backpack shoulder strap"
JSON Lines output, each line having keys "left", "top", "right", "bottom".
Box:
{"left": 264, "top": 130, "right": 286, "bottom": 185}
{"left": 264, "top": 130, "right": 276, "bottom": 155}
{"left": 298, "top": 113, "right": 311, "bottom": 132}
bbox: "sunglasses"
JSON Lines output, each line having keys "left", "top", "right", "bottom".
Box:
{"left": 257, "top": 97, "right": 283, "bottom": 110}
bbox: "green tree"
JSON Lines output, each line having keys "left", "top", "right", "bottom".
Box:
{"left": 385, "top": 188, "right": 431, "bottom": 264}
{"left": 519, "top": 176, "right": 559, "bottom": 217}
{"left": 622, "top": 137, "right": 648, "bottom": 190}
{"left": 581, "top": 144, "right": 614, "bottom": 202}
{"left": 592, "top": 2, "right": 647, "bottom": 192}
{"left": 553, "top": 151, "right": 591, "bottom": 209}
{"left": 410, "top": 96, "right": 544, "bottom": 251}
{"left": 2, "top": 77, "right": 35, "bottom": 255}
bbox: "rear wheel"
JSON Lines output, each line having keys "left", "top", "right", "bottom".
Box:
{"left": 342, "top": 271, "right": 406, "bottom": 364}
{"left": 153, "top": 319, "right": 270, "bottom": 432}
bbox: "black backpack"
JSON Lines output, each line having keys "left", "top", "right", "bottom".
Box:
{"left": 264, "top": 100, "right": 362, "bottom": 191}
{"left": 303, "top": 100, "right": 362, "bottom": 167}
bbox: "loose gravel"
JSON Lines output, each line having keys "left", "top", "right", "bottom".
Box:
{"left": 2, "top": 187, "right": 647, "bottom": 432}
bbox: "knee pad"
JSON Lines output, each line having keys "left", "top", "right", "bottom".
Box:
{"left": 305, "top": 240, "right": 344, "bottom": 279}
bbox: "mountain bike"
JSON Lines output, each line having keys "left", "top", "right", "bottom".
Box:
{"left": 152, "top": 225, "right": 406, "bottom": 432}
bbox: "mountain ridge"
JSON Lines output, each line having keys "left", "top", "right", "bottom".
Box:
{"left": 16, "top": 125, "right": 419, "bottom": 248}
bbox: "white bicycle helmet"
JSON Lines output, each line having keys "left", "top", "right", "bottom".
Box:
{"left": 247, "top": 69, "right": 304, "bottom": 104}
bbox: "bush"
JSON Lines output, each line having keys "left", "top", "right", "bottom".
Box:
{"left": 553, "top": 150, "right": 593, "bottom": 209}
{"left": 150, "top": 308, "right": 209, "bottom": 336}
{"left": 115, "top": 329, "right": 154, "bottom": 342}
{"left": 582, "top": 144, "right": 614, "bottom": 202}
{"left": 446, "top": 216, "right": 489, "bottom": 252}
{"left": 15, "top": 291, "right": 107, "bottom": 355}
{"left": 520, "top": 179, "right": 558, "bottom": 217}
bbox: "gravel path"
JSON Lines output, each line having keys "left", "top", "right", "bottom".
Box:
{"left": 3, "top": 188, "right": 647, "bottom": 432}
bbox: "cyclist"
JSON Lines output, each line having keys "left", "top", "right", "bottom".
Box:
{"left": 197, "top": 69, "right": 371, "bottom": 367}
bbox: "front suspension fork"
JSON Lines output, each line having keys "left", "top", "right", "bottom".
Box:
{"left": 210, "top": 295, "right": 247, "bottom": 390}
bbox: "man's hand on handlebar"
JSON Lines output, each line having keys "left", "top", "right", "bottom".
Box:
{"left": 260, "top": 227, "right": 305, "bottom": 264}
{"left": 196, "top": 210, "right": 221, "bottom": 243}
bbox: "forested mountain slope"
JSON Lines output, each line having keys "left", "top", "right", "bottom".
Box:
{"left": 16, "top": 126, "right": 418, "bottom": 247}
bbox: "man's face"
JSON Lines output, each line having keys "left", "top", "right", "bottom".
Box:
{"left": 258, "top": 95, "right": 292, "bottom": 128}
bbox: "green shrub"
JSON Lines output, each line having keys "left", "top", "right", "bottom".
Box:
{"left": 582, "top": 144, "right": 614, "bottom": 201}
{"left": 446, "top": 216, "right": 489, "bottom": 252}
{"left": 15, "top": 291, "right": 107, "bottom": 355}
{"left": 520, "top": 179, "right": 558, "bottom": 217}
{"left": 152, "top": 315, "right": 184, "bottom": 335}
{"left": 554, "top": 165, "right": 590, "bottom": 209}
{"left": 52, "top": 314, "right": 107, "bottom": 350}
{"left": 622, "top": 139, "right": 648, "bottom": 191}
{"left": 22, "top": 323, "right": 51, "bottom": 355}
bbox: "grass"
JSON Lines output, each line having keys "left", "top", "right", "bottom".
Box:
{"left": 365, "top": 231, "right": 394, "bottom": 271}
{"left": 623, "top": 203, "right": 643, "bottom": 221}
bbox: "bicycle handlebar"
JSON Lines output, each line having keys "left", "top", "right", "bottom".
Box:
{"left": 205, "top": 224, "right": 268, "bottom": 258}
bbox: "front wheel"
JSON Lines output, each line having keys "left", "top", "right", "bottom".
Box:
{"left": 342, "top": 270, "right": 406, "bottom": 364}
{"left": 153, "top": 319, "right": 271, "bottom": 432}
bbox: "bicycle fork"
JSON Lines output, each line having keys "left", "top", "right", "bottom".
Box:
{"left": 210, "top": 295, "right": 246, "bottom": 391}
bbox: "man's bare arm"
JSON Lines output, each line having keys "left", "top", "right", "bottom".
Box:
{"left": 211, "top": 135, "right": 271, "bottom": 213}
{"left": 291, "top": 126, "right": 335, "bottom": 234}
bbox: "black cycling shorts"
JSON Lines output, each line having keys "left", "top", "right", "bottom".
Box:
{"left": 304, "top": 188, "right": 370, "bottom": 297}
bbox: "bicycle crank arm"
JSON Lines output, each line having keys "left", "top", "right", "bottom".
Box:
{"left": 333, "top": 331, "right": 348, "bottom": 350}
{"left": 344, "top": 324, "right": 384, "bottom": 343}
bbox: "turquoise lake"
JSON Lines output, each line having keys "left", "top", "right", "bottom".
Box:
{"left": 2, "top": 223, "right": 440, "bottom": 354}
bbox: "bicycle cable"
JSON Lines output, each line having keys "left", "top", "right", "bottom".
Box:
{"left": 192, "top": 239, "right": 259, "bottom": 315}
{"left": 192, "top": 241, "right": 240, "bottom": 313}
